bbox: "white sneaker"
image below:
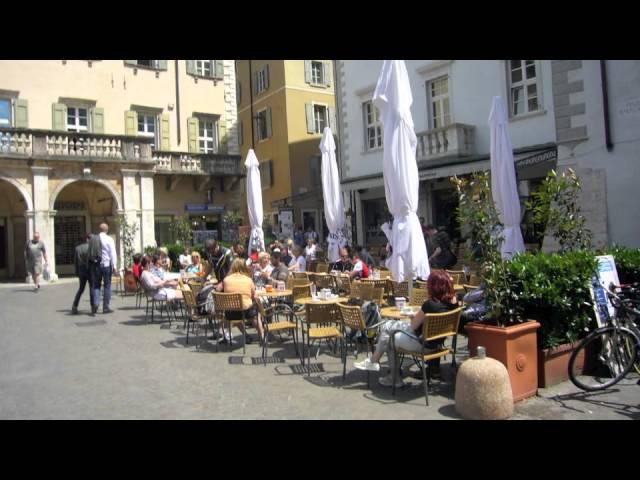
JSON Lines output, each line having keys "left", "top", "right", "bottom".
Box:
{"left": 378, "top": 374, "right": 404, "bottom": 388}
{"left": 353, "top": 358, "right": 380, "bottom": 372}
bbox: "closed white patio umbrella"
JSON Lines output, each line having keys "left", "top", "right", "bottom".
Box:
{"left": 489, "top": 96, "right": 525, "bottom": 259}
{"left": 319, "top": 127, "right": 345, "bottom": 263}
{"left": 373, "top": 60, "right": 430, "bottom": 281}
{"left": 245, "top": 149, "right": 265, "bottom": 253}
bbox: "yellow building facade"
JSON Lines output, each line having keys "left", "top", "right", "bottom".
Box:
{"left": 0, "top": 60, "right": 241, "bottom": 280}
{"left": 236, "top": 60, "right": 336, "bottom": 242}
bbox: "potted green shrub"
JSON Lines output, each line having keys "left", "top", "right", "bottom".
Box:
{"left": 524, "top": 168, "right": 596, "bottom": 387}
{"left": 452, "top": 172, "right": 540, "bottom": 402}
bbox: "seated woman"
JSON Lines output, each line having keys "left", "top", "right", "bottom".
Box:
{"left": 179, "top": 247, "right": 192, "bottom": 270}
{"left": 216, "top": 258, "right": 264, "bottom": 344}
{"left": 288, "top": 245, "right": 306, "bottom": 273}
{"left": 185, "top": 251, "right": 204, "bottom": 275}
{"left": 354, "top": 269, "right": 458, "bottom": 387}
{"left": 252, "top": 252, "right": 272, "bottom": 286}
{"left": 139, "top": 255, "right": 183, "bottom": 301}
{"left": 158, "top": 247, "right": 172, "bottom": 271}
{"left": 150, "top": 254, "right": 168, "bottom": 280}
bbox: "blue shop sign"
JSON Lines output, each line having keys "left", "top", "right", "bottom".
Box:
{"left": 185, "top": 204, "right": 225, "bottom": 214}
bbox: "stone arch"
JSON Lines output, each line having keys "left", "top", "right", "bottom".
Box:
{"left": 0, "top": 176, "right": 34, "bottom": 211}
{"left": 49, "top": 177, "right": 122, "bottom": 212}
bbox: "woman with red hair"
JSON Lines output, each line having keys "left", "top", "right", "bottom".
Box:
{"left": 354, "top": 269, "right": 458, "bottom": 388}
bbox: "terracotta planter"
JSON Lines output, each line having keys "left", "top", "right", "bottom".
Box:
{"left": 465, "top": 320, "right": 541, "bottom": 402}
{"left": 537, "top": 341, "right": 581, "bottom": 388}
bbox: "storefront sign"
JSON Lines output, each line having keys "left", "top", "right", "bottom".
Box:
{"left": 279, "top": 208, "right": 294, "bottom": 239}
{"left": 515, "top": 149, "right": 557, "bottom": 181}
{"left": 184, "top": 204, "right": 225, "bottom": 214}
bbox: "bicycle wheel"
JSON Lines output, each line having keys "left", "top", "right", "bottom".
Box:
{"left": 568, "top": 326, "right": 638, "bottom": 391}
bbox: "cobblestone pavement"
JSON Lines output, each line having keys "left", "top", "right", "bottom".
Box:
{"left": 0, "top": 281, "right": 637, "bottom": 420}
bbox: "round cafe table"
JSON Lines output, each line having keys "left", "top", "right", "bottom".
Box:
{"left": 295, "top": 296, "right": 349, "bottom": 306}
{"left": 380, "top": 305, "right": 420, "bottom": 320}
{"left": 257, "top": 289, "right": 293, "bottom": 299}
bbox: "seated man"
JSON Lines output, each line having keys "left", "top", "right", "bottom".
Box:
{"left": 332, "top": 247, "right": 353, "bottom": 272}
{"left": 269, "top": 251, "right": 290, "bottom": 285}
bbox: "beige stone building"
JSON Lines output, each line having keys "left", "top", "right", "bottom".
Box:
{"left": 0, "top": 60, "right": 241, "bottom": 280}
{"left": 235, "top": 60, "right": 336, "bottom": 240}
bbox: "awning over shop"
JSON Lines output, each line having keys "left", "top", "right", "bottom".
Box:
{"left": 514, "top": 147, "right": 557, "bottom": 181}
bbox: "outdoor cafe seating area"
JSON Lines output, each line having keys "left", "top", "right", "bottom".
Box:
{"left": 127, "top": 263, "right": 481, "bottom": 406}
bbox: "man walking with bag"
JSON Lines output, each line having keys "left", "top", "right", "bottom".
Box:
{"left": 91, "top": 223, "right": 117, "bottom": 314}
{"left": 72, "top": 234, "right": 94, "bottom": 314}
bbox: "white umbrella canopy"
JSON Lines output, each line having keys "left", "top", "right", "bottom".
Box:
{"left": 319, "top": 127, "right": 345, "bottom": 263}
{"left": 244, "top": 149, "right": 265, "bottom": 252}
{"left": 373, "top": 60, "right": 430, "bottom": 281}
{"left": 489, "top": 96, "right": 525, "bottom": 259}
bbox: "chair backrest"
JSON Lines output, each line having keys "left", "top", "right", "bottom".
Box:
{"left": 305, "top": 302, "right": 341, "bottom": 327}
{"left": 468, "top": 274, "right": 482, "bottom": 287}
{"left": 391, "top": 281, "right": 409, "bottom": 298}
{"left": 361, "top": 286, "right": 384, "bottom": 304}
{"left": 416, "top": 280, "right": 428, "bottom": 290}
{"left": 377, "top": 269, "right": 392, "bottom": 279}
{"left": 293, "top": 272, "right": 309, "bottom": 279}
{"left": 213, "top": 292, "right": 244, "bottom": 312}
{"left": 333, "top": 274, "right": 350, "bottom": 295}
{"left": 315, "top": 262, "right": 330, "bottom": 274}
{"left": 289, "top": 277, "right": 311, "bottom": 288}
{"left": 311, "top": 273, "right": 335, "bottom": 290}
{"left": 351, "top": 281, "right": 373, "bottom": 300}
{"left": 410, "top": 287, "right": 429, "bottom": 307}
{"left": 292, "top": 283, "right": 312, "bottom": 302}
{"left": 421, "top": 307, "right": 463, "bottom": 343}
{"left": 307, "top": 260, "right": 318, "bottom": 273}
{"left": 187, "top": 281, "right": 203, "bottom": 298}
{"left": 182, "top": 288, "right": 197, "bottom": 311}
{"left": 446, "top": 270, "right": 465, "bottom": 284}
{"left": 338, "top": 303, "right": 365, "bottom": 331}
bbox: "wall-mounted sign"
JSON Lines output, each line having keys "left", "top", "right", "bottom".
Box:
{"left": 184, "top": 204, "right": 225, "bottom": 214}
{"left": 515, "top": 149, "right": 557, "bottom": 181}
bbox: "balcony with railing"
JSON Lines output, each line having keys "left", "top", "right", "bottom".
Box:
{"left": 415, "top": 123, "right": 475, "bottom": 166}
{"left": 152, "top": 151, "right": 242, "bottom": 176}
{"left": 0, "top": 128, "right": 241, "bottom": 176}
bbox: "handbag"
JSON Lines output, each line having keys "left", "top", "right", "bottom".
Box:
{"left": 42, "top": 264, "right": 51, "bottom": 281}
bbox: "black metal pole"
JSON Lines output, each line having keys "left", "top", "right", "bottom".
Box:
{"left": 600, "top": 60, "right": 613, "bottom": 152}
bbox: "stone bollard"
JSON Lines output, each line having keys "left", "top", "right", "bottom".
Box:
{"left": 455, "top": 346, "right": 514, "bottom": 420}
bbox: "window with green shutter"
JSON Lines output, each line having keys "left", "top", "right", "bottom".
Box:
{"left": 260, "top": 160, "right": 273, "bottom": 189}
{"left": 52, "top": 103, "right": 68, "bottom": 131}
{"left": 187, "top": 117, "right": 199, "bottom": 153}
{"left": 15, "top": 99, "right": 29, "bottom": 128}
{"left": 160, "top": 113, "right": 170, "bottom": 150}
{"left": 90, "top": 107, "right": 104, "bottom": 134}
{"left": 124, "top": 110, "right": 138, "bottom": 136}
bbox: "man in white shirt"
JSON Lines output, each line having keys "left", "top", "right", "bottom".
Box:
{"left": 91, "top": 223, "right": 118, "bottom": 314}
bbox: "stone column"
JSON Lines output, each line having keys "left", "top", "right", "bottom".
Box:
{"left": 223, "top": 60, "right": 239, "bottom": 155}
{"left": 121, "top": 169, "right": 142, "bottom": 257}
{"left": 139, "top": 171, "right": 156, "bottom": 250}
{"left": 30, "top": 166, "right": 58, "bottom": 281}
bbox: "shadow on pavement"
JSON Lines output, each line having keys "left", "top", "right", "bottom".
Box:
{"left": 549, "top": 388, "right": 640, "bottom": 419}
{"left": 437, "top": 404, "right": 464, "bottom": 419}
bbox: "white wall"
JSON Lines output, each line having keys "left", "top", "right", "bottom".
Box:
{"left": 560, "top": 60, "right": 640, "bottom": 247}
{"left": 338, "top": 60, "right": 557, "bottom": 183}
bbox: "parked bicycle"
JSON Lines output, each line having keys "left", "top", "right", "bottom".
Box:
{"left": 568, "top": 283, "right": 640, "bottom": 391}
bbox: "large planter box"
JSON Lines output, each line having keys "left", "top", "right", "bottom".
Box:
{"left": 465, "top": 320, "right": 541, "bottom": 402}
{"left": 537, "top": 341, "right": 581, "bottom": 388}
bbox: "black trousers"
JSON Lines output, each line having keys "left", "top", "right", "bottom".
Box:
{"left": 73, "top": 266, "right": 94, "bottom": 308}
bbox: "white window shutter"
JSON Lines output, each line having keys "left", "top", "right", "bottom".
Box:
{"left": 323, "top": 61, "right": 331, "bottom": 87}
{"left": 186, "top": 60, "right": 196, "bottom": 75}
{"left": 328, "top": 107, "right": 336, "bottom": 132}
{"left": 305, "top": 103, "right": 314, "bottom": 134}
{"left": 215, "top": 60, "right": 224, "bottom": 79}
{"left": 157, "top": 60, "right": 168, "bottom": 71}
{"left": 263, "top": 64, "right": 269, "bottom": 90}
{"left": 304, "top": 60, "right": 312, "bottom": 84}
